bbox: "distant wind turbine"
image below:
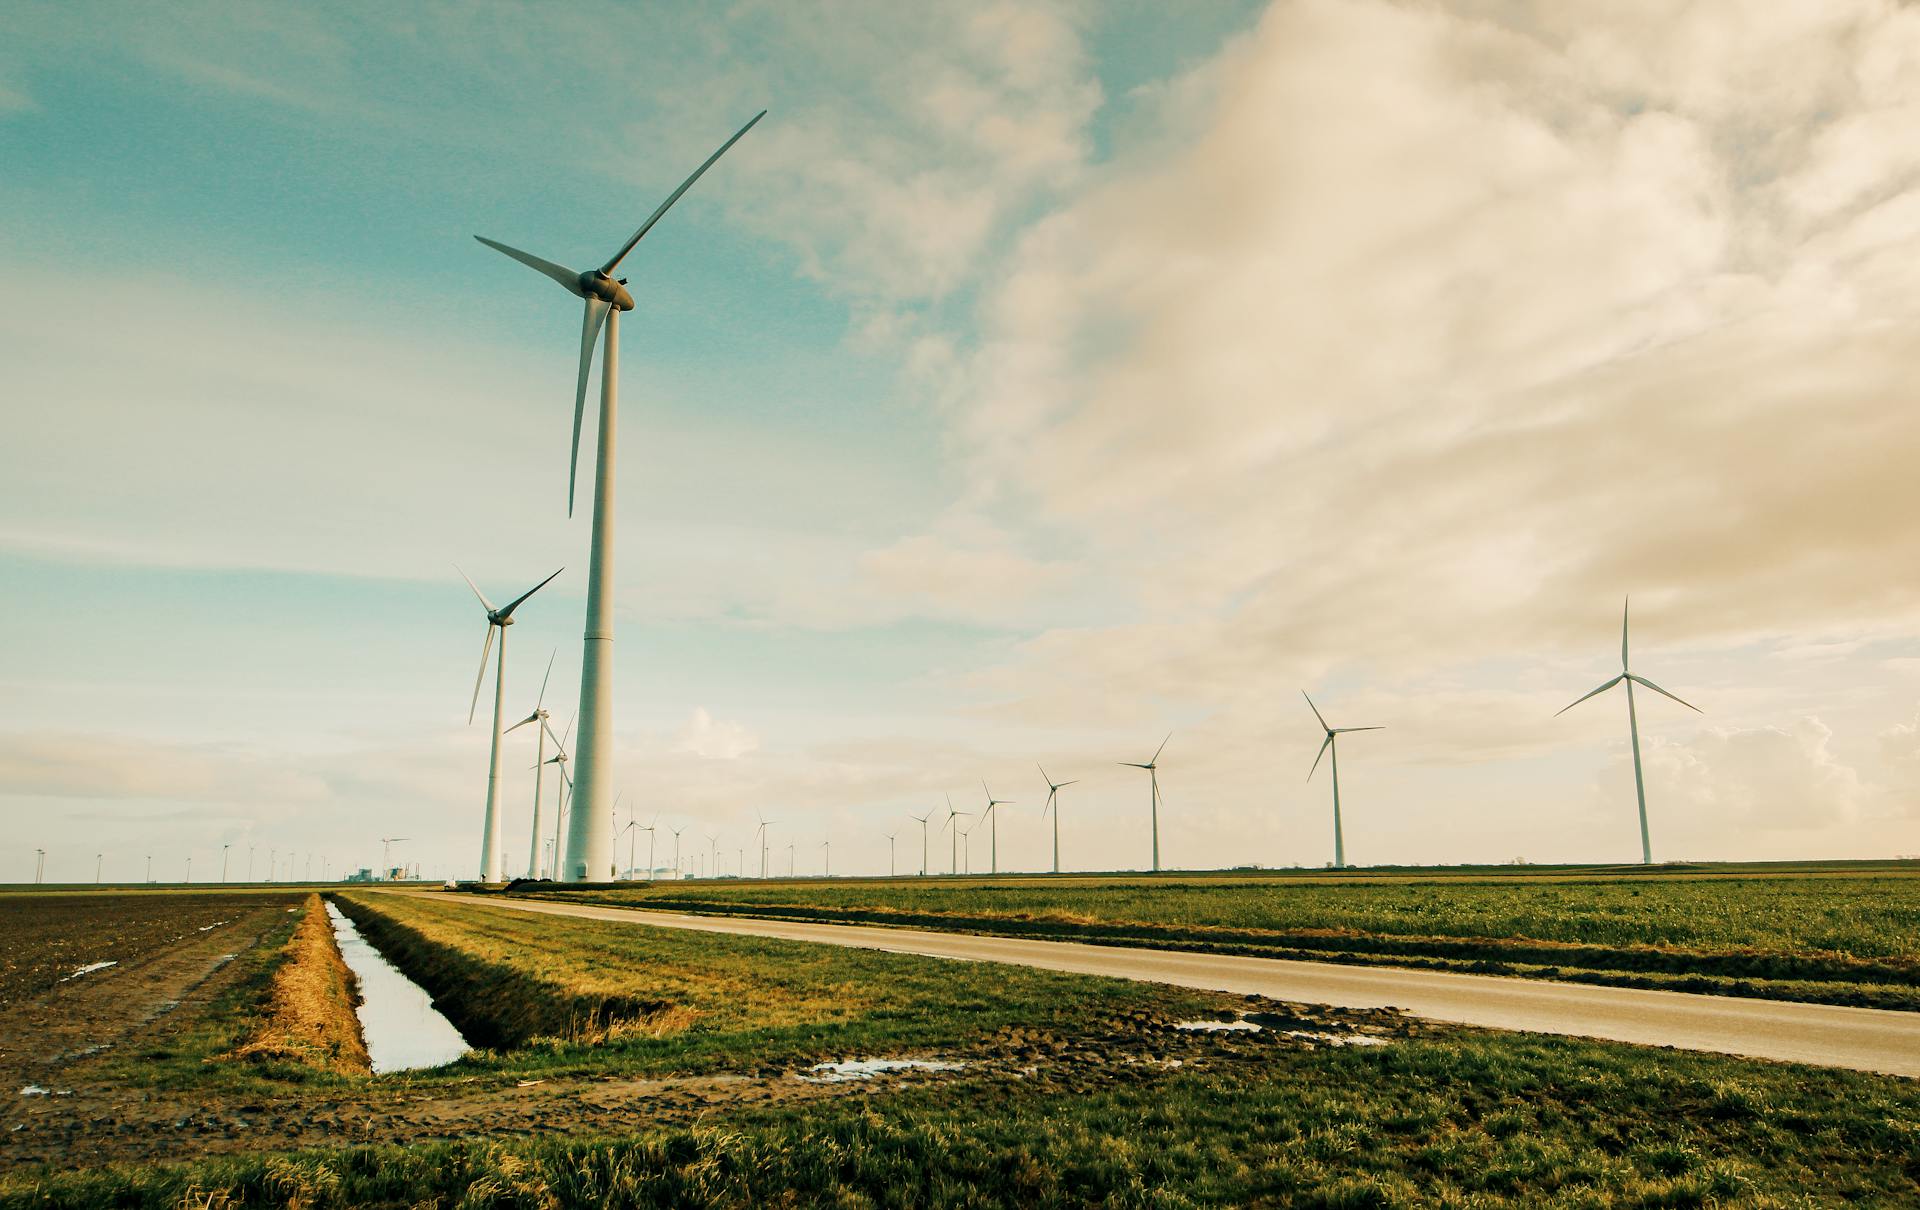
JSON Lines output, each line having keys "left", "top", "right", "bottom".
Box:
{"left": 505, "top": 650, "right": 562, "bottom": 878}
{"left": 1304, "top": 692, "right": 1382, "bottom": 871}
{"left": 457, "top": 565, "right": 564, "bottom": 883}
{"left": 1557, "top": 597, "right": 1701, "bottom": 865}
{"left": 982, "top": 782, "right": 1014, "bottom": 875}
{"left": 885, "top": 831, "right": 896, "bottom": 878}
{"left": 909, "top": 811, "right": 933, "bottom": 876}
{"left": 1120, "top": 735, "right": 1171, "bottom": 873}
{"left": 1038, "top": 765, "right": 1077, "bottom": 875}
{"left": 943, "top": 794, "right": 971, "bottom": 875}
{"left": 476, "top": 111, "right": 767, "bottom": 883}
{"left": 755, "top": 812, "right": 776, "bottom": 879}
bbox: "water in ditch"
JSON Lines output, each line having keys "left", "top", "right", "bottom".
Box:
{"left": 325, "top": 901, "right": 469, "bottom": 1073}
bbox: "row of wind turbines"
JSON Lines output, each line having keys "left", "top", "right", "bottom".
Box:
{"left": 444, "top": 111, "right": 1701, "bottom": 881}
{"left": 460, "top": 594, "right": 1695, "bottom": 881}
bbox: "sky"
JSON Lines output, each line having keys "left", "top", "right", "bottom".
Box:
{"left": 3, "top": 0, "right": 1919, "bottom": 884}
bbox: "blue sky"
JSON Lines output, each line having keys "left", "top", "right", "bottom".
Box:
{"left": 4, "top": 1, "right": 1920, "bottom": 882}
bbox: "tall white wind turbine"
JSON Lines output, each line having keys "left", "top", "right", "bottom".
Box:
{"left": 1037, "top": 765, "right": 1077, "bottom": 875}
{"left": 505, "top": 650, "right": 561, "bottom": 878}
{"left": 1304, "top": 692, "right": 1382, "bottom": 871}
{"left": 1120, "top": 735, "right": 1170, "bottom": 873}
{"left": 459, "top": 566, "right": 564, "bottom": 883}
{"left": 1557, "top": 598, "right": 1701, "bottom": 865}
{"left": 476, "top": 112, "right": 766, "bottom": 883}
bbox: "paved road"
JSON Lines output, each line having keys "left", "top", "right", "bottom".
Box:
{"left": 453, "top": 894, "right": 1920, "bottom": 1078}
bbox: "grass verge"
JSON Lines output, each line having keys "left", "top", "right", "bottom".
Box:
{"left": 514, "top": 865, "right": 1920, "bottom": 1011}
{"left": 228, "top": 895, "right": 369, "bottom": 1076}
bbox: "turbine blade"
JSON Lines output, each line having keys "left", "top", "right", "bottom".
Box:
{"left": 1037, "top": 762, "right": 1051, "bottom": 786}
{"left": 559, "top": 711, "right": 576, "bottom": 748}
{"left": 1302, "top": 691, "right": 1329, "bottom": 731}
{"left": 1119, "top": 762, "right": 1150, "bottom": 769}
{"left": 602, "top": 110, "right": 767, "bottom": 273}
{"left": 499, "top": 566, "right": 565, "bottom": 619}
{"left": 454, "top": 564, "right": 496, "bottom": 614}
{"left": 1333, "top": 726, "right": 1385, "bottom": 733}
{"left": 543, "top": 719, "right": 566, "bottom": 750}
{"left": 1555, "top": 675, "right": 1624, "bottom": 716}
{"left": 1621, "top": 596, "right": 1631, "bottom": 670}
{"left": 474, "top": 236, "right": 582, "bottom": 294}
{"left": 536, "top": 649, "right": 556, "bottom": 710}
{"left": 570, "top": 298, "right": 611, "bottom": 517}
{"left": 468, "top": 623, "right": 497, "bottom": 724}
{"left": 1307, "top": 734, "right": 1331, "bottom": 781}
{"left": 1059, "top": 780, "right": 1079, "bottom": 787}
{"left": 1152, "top": 732, "right": 1171, "bottom": 764}
{"left": 1628, "top": 674, "right": 1702, "bottom": 713}
{"left": 505, "top": 711, "right": 540, "bottom": 734}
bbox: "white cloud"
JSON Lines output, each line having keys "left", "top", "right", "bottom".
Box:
{"left": 673, "top": 708, "right": 759, "bottom": 761}
{"left": 1633, "top": 716, "right": 1867, "bottom": 833}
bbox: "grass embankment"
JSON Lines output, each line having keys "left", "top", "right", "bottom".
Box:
{"left": 11, "top": 1031, "right": 1920, "bottom": 1207}
{"left": 229, "top": 895, "right": 368, "bottom": 1076}
{"left": 331, "top": 891, "right": 1241, "bottom": 1076}
{"left": 524, "top": 864, "right": 1920, "bottom": 1011}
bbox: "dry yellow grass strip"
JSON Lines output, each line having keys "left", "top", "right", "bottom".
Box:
{"left": 230, "top": 893, "right": 369, "bottom": 1075}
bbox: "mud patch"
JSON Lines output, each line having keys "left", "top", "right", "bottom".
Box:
{"left": 800, "top": 1058, "right": 966, "bottom": 1083}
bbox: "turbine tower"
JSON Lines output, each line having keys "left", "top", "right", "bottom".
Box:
{"left": 1304, "top": 692, "right": 1382, "bottom": 871}
{"left": 909, "top": 811, "right": 933, "bottom": 876}
{"left": 459, "top": 566, "right": 564, "bottom": 882}
{"left": 981, "top": 782, "right": 1013, "bottom": 875}
{"left": 1037, "top": 765, "right": 1077, "bottom": 875}
{"left": 476, "top": 112, "right": 766, "bottom": 882}
{"left": 505, "top": 651, "right": 561, "bottom": 878}
{"left": 1120, "top": 735, "right": 1170, "bottom": 873}
{"left": 1557, "top": 597, "right": 1701, "bottom": 865}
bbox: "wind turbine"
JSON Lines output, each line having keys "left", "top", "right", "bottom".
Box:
{"left": 821, "top": 838, "right": 830, "bottom": 877}
{"left": 706, "top": 834, "right": 719, "bottom": 880}
{"left": 1304, "top": 692, "right": 1382, "bottom": 871}
{"left": 1038, "top": 765, "right": 1077, "bottom": 875}
{"left": 506, "top": 651, "right": 561, "bottom": 878}
{"left": 381, "top": 838, "right": 409, "bottom": 879}
{"left": 670, "top": 825, "right": 685, "bottom": 878}
{"left": 458, "top": 565, "right": 564, "bottom": 882}
{"left": 943, "top": 795, "right": 971, "bottom": 875}
{"left": 885, "top": 831, "right": 896, "bottom": 878}
{"left": 1557, "top": 597, "right": 1701, "bottom": 865}
{"left": 1120, "top": 735, "right": 1171, "bottom": 873}
{"left": 981, "top": 782, "right": 1014, "bottom": 875}
{"left": 755, "top": 812, "right": 776, "bottom": 879}
{"left": 910, "top": 811, "right": 933, "bottom": 876}
{"left": 542, "top": 712, "right": 576, "bottom": 874}
{"left": 476, "top": 111, "right": 767, "bottom": 883}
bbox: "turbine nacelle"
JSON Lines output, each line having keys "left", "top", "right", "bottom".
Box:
{"left": 579, "top": 270, "right": 636, "bottom": 311}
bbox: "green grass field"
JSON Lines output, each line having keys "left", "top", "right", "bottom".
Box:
{"left": 8, "top": 886, "right": 1918, "bottom": 1207}
{"left": 517, "top": 861, "right": 1920, "bottom": 1010}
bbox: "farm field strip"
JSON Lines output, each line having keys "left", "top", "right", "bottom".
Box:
{"left": 455, "top": 892, "right": 1920, "bottom": 1077}
{"left": 515, "top": 865, "right": 1920, "bottom": 1010}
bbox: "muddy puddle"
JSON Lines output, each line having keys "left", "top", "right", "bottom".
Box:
{"left": 324, "top": 902, "right": 469, "bottom": 1073}
{"left": 799, "top": 1058, "right": 967, "bottom": 1083}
